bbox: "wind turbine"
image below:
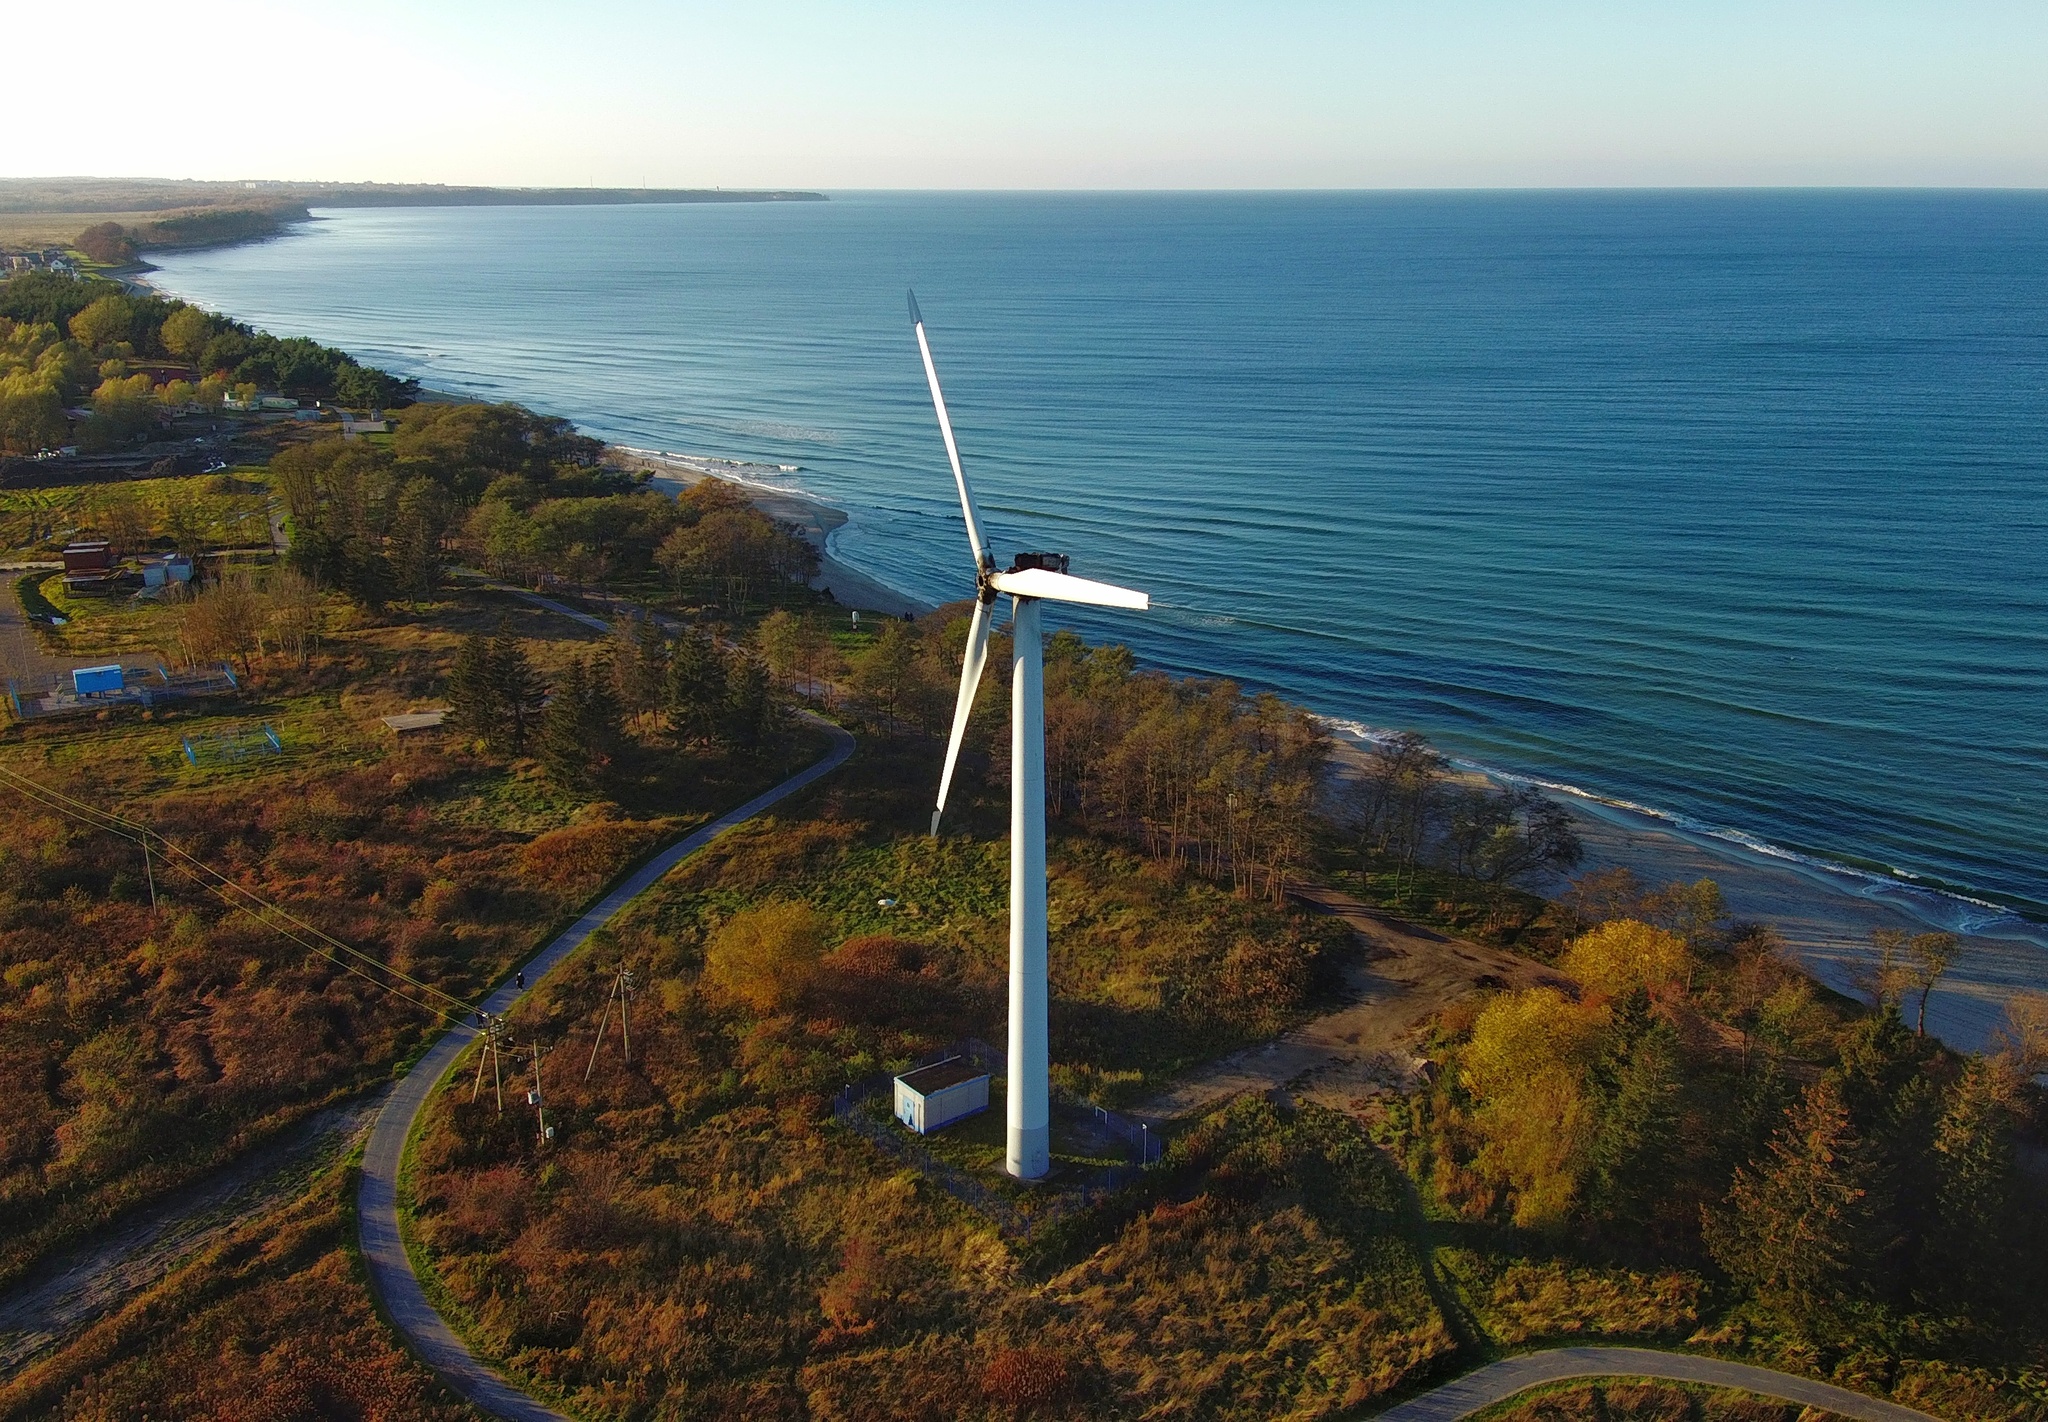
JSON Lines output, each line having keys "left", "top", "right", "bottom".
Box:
{"left": 911, "top": 292, "right": 1149, "bottom": 1181}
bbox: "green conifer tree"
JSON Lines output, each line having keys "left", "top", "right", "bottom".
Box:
{"left": 538, "top": 657, "right": 594, "bottom": 788}
{"left": 664, "top": 629, "right": 726, "bottom": 746}
{"left": 1584, "top": 991, "right": 1684, "bottom": 1235}
{"left": 1705, "top": 1076, "right": 1885, "bottom": 1320}
{"left": 721, "top": 650, "right": 778, "bottom": 751}
{"left": 447, "top": 630, "right": 504, "bottom": 746}
{"left": 487, "top": 622, "right": 542, "bottom": 753}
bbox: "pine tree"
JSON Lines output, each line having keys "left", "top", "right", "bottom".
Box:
{"left": 1923, "top": 1061, "right": 2020, "bottom": 1318}
{"left": 1584, "top": 994, "right": 1684, "bottom": 1235}
{"left": 390, "top": 476, "right": 446, "bottom": 606}
{"left": 538, "top": 658, "right": 594, "bottom": 788}
{"left": 487, "top": 622, "right": 542, "bottom": 753}
{"left": 619, "top": 617, "right": 667, "bottom": 727}
{"left": 1705, "top": 1076, "right": 1884, "bottom": 1317}
{"left": 721, "top": 650, "right": 778, "bottom": 751}
{"left": 664, "top": 629, "right": 726, "bottom": 746}
{"left": 447, "top": 631, "right": 503, "bottom": 745}
{"left": 582, "top": 651, "right": 625, "bottom": 772}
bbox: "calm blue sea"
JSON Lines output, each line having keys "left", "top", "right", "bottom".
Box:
{"left": 146, "top": 193, "right": 2048, "bottom": 926}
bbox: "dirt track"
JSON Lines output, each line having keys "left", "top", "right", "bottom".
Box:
{"left": 1141, "top": 884, "right": 1566, "bottom": 1119}
{"left": 0, "top": 1094, "right": 383, "bottom": 1373}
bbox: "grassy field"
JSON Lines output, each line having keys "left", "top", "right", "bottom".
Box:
{"left": 0, "top": 214, "right": 146, "bottom": 249}
{"left": 0, "top": 471, "right": 274, "bottom": 558}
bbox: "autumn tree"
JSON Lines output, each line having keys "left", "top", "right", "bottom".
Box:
{"left": 1559, "top": 919, "right": 1690, "bottom": 999}
{"left": 702, "top": 901, "right": 832, "bottom": 1013}
{"left": 160, "top": 305, "right": 216, "bottom": 366}
{"left": 69, "top": 294, "right": 135, "bottom": 352}
{"left": 1903, "top": 930, "right": 1960, "bottom": 1037}
{"left": 180, "top": 573, "right": 262, "bottom": 675}
{"left": 265, "top": 567, "right": 322, "bottom": 669}
{"left": 1459, "top": 986, "right": 1606, "bottom": 1230}
{"left": 1350, "top": 729, "right": 1447, "bottom": 891}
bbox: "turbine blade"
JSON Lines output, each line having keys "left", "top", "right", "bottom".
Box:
{"left": 932, "top": 595, "right": 996, "bottom": 835}
{"left": 909, "top": 291, "right": 990, "bottom": 567}
{"left": 989, "top": 567, "right": 1149, "bottom": 610}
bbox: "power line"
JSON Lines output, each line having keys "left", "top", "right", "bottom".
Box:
{"left": 0, "top": 764, "right": 479, "bottom": 1026}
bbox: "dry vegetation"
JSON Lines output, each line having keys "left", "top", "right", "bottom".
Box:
{"left": 0, "top": 581, "right": 792, "bottom": 1295}
{"left": 1475, "top": 1381, "right": 1850, "bottom": 1422}
{"left": 401, "top": 729, "right": 1446, "bottom": 1420}
{"left": 0, "top": 1159, "right": 465, "bottom": 1422}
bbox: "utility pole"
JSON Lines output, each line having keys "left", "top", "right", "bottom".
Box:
{"left": 139, "top": 833, "right": 156, "bottom": 913}
{"left": 471, "top": 1013, "right": 507, "bottom": 1111}
{"left": 583, "top": 966, "right": 638, "bottom": 1081}
{"left": 527, "top": 1040, "right": 553, "bottom": 1146}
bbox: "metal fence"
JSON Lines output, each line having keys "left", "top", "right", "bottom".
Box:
{"left": 5, "top": 662, "right": 238, "bottom": 721}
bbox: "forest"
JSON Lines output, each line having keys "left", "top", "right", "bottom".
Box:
{"left": 0, "top": 270, "right": 414, "bottom": 454}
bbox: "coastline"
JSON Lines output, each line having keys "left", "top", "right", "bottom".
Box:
{"left": 101, "top": 237, "right": 2039, "bottom": 1059}
{"left": 619, "top": 438, "right": 2041, "bottom": 1056}
{"left": 1325, "top": 726, "right": 2044, "bottom": 1055}
{"left": 608, "top": 445, "right": 930, "bottom": 619}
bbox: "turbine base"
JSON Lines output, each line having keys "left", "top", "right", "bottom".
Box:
{"left": 1007, "top": 1123, "right": 1049, "bottom": 1180}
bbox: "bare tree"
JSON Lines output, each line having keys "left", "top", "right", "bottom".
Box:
{"left": 1905, "top": 931, "right": 1962, "bottom": 1037}
{"left": 265, "top": 567, "right": 322, "bottom": 669}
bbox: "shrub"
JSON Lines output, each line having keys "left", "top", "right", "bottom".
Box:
{"left": 518, "top": 820, "right": 665, "bottom": 899}
{"left": 1560, "top": 919, "right": 1689, "bottom": 998}
{"left": 703, "top": 900, "right": 834, "bottom": 1013}
{"left": 982, "top": 1347, "right": 1072, "bottom": 1409}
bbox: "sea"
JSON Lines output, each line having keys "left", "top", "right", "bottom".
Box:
{"left": 144, "top": 191, "right": 2048, "bottom": 951}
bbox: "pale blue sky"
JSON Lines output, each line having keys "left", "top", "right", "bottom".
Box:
{"left": 13, "top": 1, "right": 2047, "bottom": 187}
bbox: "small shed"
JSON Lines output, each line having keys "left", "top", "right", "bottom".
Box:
{"left": 140, "top": 554, "right": 194, "bottom": 588}
{"left": 893, "top": 1057, "right": 989, "bottom": 1135}
{"left": 381, "top": 709, "right": 450, "bottom": 735}
{"left": 73, "top": 664, "right": 125, "bottom": 696}
{"left": 63, "top": 541, "right": 113, "bottom": 573}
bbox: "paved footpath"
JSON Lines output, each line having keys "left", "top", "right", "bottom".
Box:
{"left": 357, "top": 716, "right": 855, "bottom": 1421}
{"left": 1374, "top": 1346, "right": 1942, "bottom": 1422}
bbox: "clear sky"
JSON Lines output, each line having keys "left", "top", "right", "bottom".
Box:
{"left": 10, "top": 0, "right": 2046, "bottom": 189}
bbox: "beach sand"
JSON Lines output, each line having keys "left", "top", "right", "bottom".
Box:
{"left": 611, "top": 445, "right": 930, "bottom": 618}
{"left": 1326, "top": 731, "right": 2046, "bottom": 1056}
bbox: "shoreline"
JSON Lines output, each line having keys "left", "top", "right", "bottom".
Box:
{"left": 616, "top": 437, "right": 2043, "bottom": 1055}
{"left": 608, "top": 445, "right": 931, "bottom": 619}
{"left": 101, "top": 243, "right": 2038, "bottom": 1055}
{"left": 1325, "top": 726, "right": 2044, "bottom": 1055}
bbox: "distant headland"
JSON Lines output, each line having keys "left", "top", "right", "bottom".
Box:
{"left": 0, "top": 177, "right": 826, "bottom": 268}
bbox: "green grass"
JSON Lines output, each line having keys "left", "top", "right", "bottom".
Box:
{"left": 13, "top": 570, "right": 62, "bottom": 623}
{"left": 0, "top": 470, "right": 273, "bottom": 555}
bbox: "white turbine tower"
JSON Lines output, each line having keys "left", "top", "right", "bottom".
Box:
{"left": 911, "top": 293, "right": 1148, "bottom": 1181}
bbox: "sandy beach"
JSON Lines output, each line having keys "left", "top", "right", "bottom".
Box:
{"left": 610, "top": 445, "right": 930, "bottom": 619}
{"left": 1327, "top": 729, "right": 2045, "bottom": 1056}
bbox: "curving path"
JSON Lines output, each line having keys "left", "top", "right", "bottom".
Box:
{"left": 1373, "top": 1346, "right": 1943, "bottom": 1422}
{"left": 357, "top": 715, "right": 855, "bottom": 1421}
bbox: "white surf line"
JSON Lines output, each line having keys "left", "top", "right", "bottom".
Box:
{"left": 357, "top": 712, "right": 855, "bottom": 1421}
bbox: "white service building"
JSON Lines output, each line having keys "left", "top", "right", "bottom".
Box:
{"left": 893, "top": 1058, "right": 990, "bottom": 1134}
